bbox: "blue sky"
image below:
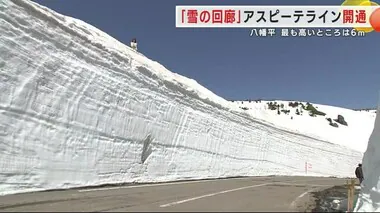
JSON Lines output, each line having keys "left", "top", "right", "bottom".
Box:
{"left": 32, "top": 0, "right": 379, "bottom": 109}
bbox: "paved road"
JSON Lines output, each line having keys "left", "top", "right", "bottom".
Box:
{"left": 0, "top": 176, "right": 347, "bottom": 212}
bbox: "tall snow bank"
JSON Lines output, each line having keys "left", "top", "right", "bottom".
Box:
{"left": 354, "top": 102, "right": 380, "bottom": 212}
{"left": 0, "top": 0, "right": 364, "bottom": 195}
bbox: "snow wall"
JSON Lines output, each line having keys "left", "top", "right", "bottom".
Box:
{"left": 354, "top": 98, "right": 380, "bottom": 212}
{"left": 0, "top": 0, "right": 363, "bottom": 195}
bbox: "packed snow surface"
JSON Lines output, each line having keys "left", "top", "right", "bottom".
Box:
{"left": 0, "top": 0, "right": 373, "bottom": 195}
{"left": 354, "top": 104, "right": 380, "bottom": 212}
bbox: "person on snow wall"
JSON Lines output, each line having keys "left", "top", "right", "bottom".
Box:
{"left": 355, "top": 163, "right": 364, "bottom": 184}
{"left": 131, "top": 38, "right": 137, "bottom": 51}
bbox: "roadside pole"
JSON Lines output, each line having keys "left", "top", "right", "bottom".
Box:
{"left": 346, "top": 179, "right": 356, "bottom": 212}
{"left": 304, "top": 161, "right": 312, "bottom": 175}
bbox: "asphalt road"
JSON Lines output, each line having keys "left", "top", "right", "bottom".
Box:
{"left": 0, "top": 176, "right": 347, "bottom": 212}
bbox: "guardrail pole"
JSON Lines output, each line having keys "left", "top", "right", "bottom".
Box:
{"left": 350, "top": 179, "right": 355, "bottom": 211}
{"left": 347, "top": 179, "right": 351, "bottom": 212}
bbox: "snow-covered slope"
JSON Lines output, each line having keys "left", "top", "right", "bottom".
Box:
{"left": 354, "top": 104, "right": 380, "bottom": 212}
{"left": 0, "top": 0, "right": 370, "bottom": 195}
{"left": 233, "top": 100, "right": 376, "bottom": 152}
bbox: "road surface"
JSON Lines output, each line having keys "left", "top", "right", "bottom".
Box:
{"left": 0, "top": 176, "right": 346, "bottom": 212}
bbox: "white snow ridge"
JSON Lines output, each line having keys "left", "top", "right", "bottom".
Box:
{"left": 0, "top": 0, "right": 374, "bottom": 196}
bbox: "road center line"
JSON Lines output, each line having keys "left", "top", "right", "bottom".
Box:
{"left": 274, "top": 182, "right": 333, "bottom": 187}
{"left": 78, "top": 177, "right": 338, "bottom": 193}
{"left": 159, "top": 183, "right": 270, "bottom": 208}
{"left": 289, "top": 186, "right": 326, "bottom": 209}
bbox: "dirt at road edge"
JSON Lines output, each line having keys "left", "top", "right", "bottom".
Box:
{"left": 296, "top": 184, "right": 361, "bottom": 212}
